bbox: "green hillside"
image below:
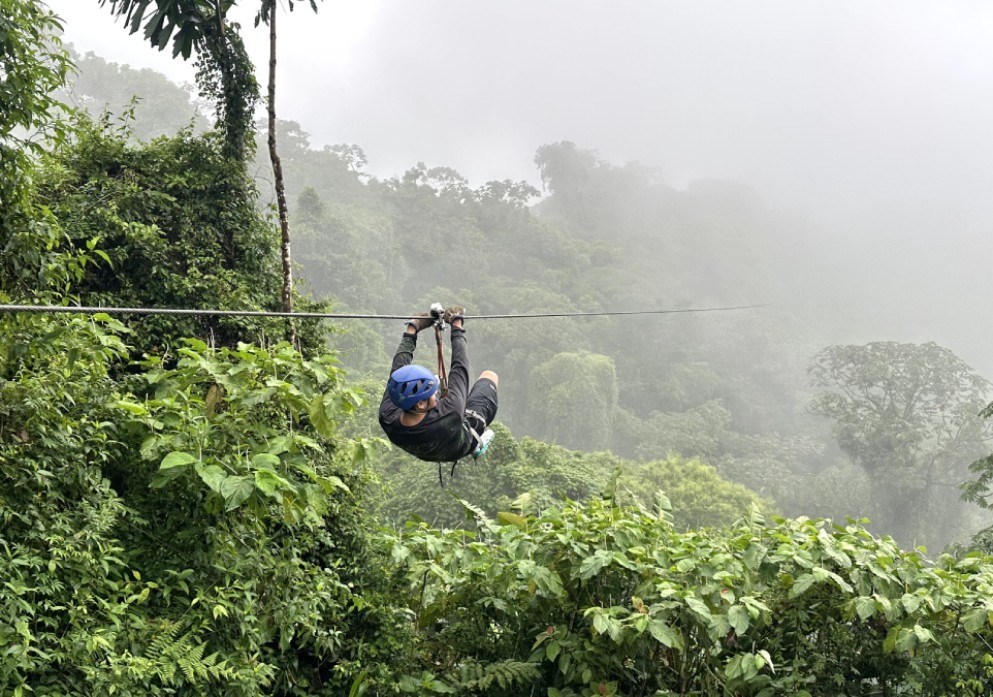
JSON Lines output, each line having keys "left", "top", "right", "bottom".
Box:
{"left": 3, "top": 3, "right": 993, "bottom": 694}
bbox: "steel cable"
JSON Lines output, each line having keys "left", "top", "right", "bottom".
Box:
{"left": 0, "top": 303, "right": 767, "bottom": 320}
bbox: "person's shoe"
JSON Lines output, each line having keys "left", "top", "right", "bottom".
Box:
{"left": 472, "top": 428, "right": 495, "bottom": 458}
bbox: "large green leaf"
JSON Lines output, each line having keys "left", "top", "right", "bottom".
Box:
{"left": 728, "top": 605, "right": 750, "bottom": 635}
{"left": 160, "top": 450, "right": 196, "bottom": 470}
{"left": 220, "top": 475, "right": 254, "bottom": 511}
{"left": 254, "top": 468, "right": 290, "bottom": 498}
{"left": 648, "top": 619, "right": 682, "bottom": 649}
{"left": 195, "top": 462, "right": 226, "bottom": 493}
{"left": 578, "top": 549, "right": 613, "bottom": 580}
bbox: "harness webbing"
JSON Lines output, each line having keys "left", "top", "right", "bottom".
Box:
{"left": 434, "top": 323, "right": 449, "bottom": 398}
{"left": 438, "top": 461, "right": 460, "bottom": 488}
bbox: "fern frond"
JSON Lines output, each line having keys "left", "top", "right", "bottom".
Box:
{"left": 456, "top": 659, "right": 541, "bottom": 692}
{"left": 138, "top": 623, "right": 233, "bottom": 687}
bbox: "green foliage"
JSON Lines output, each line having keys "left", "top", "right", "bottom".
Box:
{"left": 32, "top": 112, "right": 326, "bottom": 351}
{"left": 98, "top": 0, "right": 211, "bottom": 60}
{"left": 372, "top": 421, "right": 768, "bottom": 538}
{"left": 0, "top": 0, "right": 74, "bottom": 295}
{"left": 810, "top": 342, "right": 993, "bottom": 550}
{"left": 96, "top": 0, "right": 260, "bottom": 160}
{"left": 0, "top": 0, "right": 72, "bottom": 161}
{"left": 393, "top": 494, "right": 993, "bottom": 695}
{"left": 62, "top": 47, "right": 211, "bottom": 141}
{"left": 509, "top": 439, "right": 615, "bottom": 512}
{"left": 613, "top": 399, "right": 731, "bottom": 463}
{"left": 127, "top": 337, "right": 369, "bottom": 521}
{"left": 714, "top": 430, "right": 852, "bottom": 520}
{"left": 0, "top": 313, "right": 155, "bottom": 695}
{"left": 618, "top": 454, "right": 775, "bottom": 530}
{"left": 0, "top": 312, "right": 408, "bottom": 695}
{"left": 964, "top": 400, "right": 993, "bottom": 550}
{"left": 453, "top": 659, "right": 542, "bottom": 692}
{"left": 530, "top": 351, "right": 619, "bottom": 452}
{"left": 194, "top": 22, "right": 259, "bottom": 160}
{"left": 293, "top": 192, "right": 398, "bottom": 313}
{"left": 533, "top": 141, "right": 601, "bottom": 229}
{"left": 109, "top": 336, "right": 405, "bottom": 694}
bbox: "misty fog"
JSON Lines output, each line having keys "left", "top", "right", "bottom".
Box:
{"left": 12, "top": 5, "right": 993, "bottom": 690}
{"left": 47, "top": 0, "right": 993, "bottom": 379}
{"left": 36, "top": 0, "right": 993, "bottom": 553}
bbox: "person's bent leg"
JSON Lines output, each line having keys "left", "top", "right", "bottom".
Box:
{"left": 466, "top": 372, "right": 499, "bottom": 426}
{"left": 466, "top": 372, "right": 498, "bottom": 458}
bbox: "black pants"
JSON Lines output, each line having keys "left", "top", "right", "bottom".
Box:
{"left": 465, "top": 377, "right": 498, "bottom": 433}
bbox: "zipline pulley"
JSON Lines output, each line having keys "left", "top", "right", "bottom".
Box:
{"left": 429, "top": 302, "right": 449, "bottom": 398}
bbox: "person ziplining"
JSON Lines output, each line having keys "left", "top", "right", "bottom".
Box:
{"left": 0, "top": 300, "right": 766, "bottom": 483}
{"left": 378, "top": 304, "right": 498, "bottom": 481}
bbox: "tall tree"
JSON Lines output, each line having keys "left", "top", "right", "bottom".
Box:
{"left": 529, "top": 351, "right": 619, "bottom": 452}
{"left": 98, "top": 0, "right": 260, "bottom": 161}
{"left": 809, "top": 341, "right": 992, "bottom": 550}
{"left": 98, "top": 1, "right": 323, "bottom": 328}
{"left": 252, "top": 0, "right": 323, "bottom": 333}
{"left": 533, "top": 140, "right": 601, "bottom": 230}
{"left": 961, "top": 401, "right": 993, "bottom": 550}
{"left": 0, "top": 0, "right": 73, "bottom": 296}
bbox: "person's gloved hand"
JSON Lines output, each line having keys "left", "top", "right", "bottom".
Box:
{"left": 406, "top": 312, "right": 434, "bottom": 333}
{"left": 444, "top": 306, "right": 465, "bottom": 324}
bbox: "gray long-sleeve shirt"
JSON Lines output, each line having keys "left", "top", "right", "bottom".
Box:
{"left": 378, "top": 328, "right": 473, "bottom": 462}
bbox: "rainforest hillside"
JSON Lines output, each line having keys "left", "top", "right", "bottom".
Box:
{"left": 58, "top": 48, "right": 993, "bottom": 552}
{"left": 3, "top": 4, "right": 993, "bottom": 694}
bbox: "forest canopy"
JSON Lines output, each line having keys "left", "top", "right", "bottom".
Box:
{"left": 3, "top": 1, "right": 993, "bottom": 694}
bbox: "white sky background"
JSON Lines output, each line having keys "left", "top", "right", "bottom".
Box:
{"left": 45, "top": 0, "right": 993, "bottom": 377}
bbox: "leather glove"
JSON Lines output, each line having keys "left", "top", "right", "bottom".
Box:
{"left": 444, "top": 306, "right": 465, "bottom": 324}
{"left": 406, "top": 312, "right": 434, "bottom": 333}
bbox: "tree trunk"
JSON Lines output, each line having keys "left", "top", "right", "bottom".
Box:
{"left": 267, "top": 2, "right": 296, "bottom": 343}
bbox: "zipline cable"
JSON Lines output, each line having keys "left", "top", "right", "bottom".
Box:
{"left": 0, "top": 303, "right": 768, "bottom": 321}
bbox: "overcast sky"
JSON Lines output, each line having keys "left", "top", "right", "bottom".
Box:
{"left": 45, "top": 0, "right": 993, "bottom": 376}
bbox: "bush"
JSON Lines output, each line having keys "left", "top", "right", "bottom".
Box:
{"left": 0, "top": 314, "right": 409, "bottom": 695}
{"left": 390, "top": 480, "right": 993, "bottom": 695}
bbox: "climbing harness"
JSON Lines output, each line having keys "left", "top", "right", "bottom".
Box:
{"left": 437, "top": 411, "right": 493, "bottom": 488}
{"left": 428, "top": 303, "right": 464, "bottom": 488}
{"left": 465, "top": 410, "right": 494, "bottom": 459}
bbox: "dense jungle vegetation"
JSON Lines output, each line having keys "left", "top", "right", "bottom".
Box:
{"left": 4, "top": 2, "right": 993, "bottom": 694}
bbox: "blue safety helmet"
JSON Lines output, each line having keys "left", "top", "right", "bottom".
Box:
{"left": 387, "top": 364, "right": 439, "bottom": 411}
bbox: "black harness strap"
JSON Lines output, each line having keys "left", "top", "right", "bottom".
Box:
{"left": 432, "top": 307, "right": 452, "bottom": 487}
{"left": 438, "top": 460, "right": 461, "bottom": 487}
{"left": 434, "top": 323, "right": 449, "bottom": 398}
{"left": 428, "top": 303, "right": 450, "bottom": 398}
